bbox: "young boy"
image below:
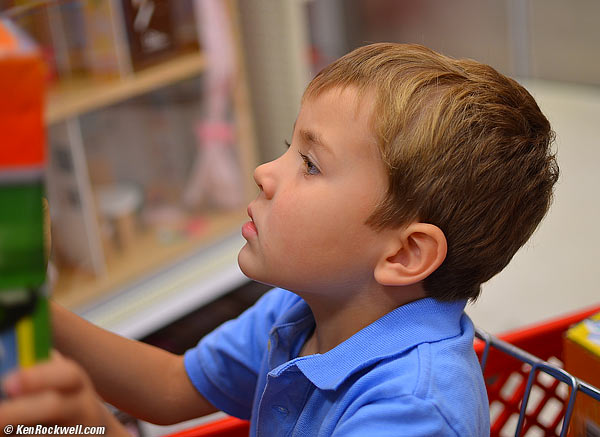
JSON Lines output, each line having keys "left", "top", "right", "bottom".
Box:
{"left": 0, "top": 43, "right": 558, "bottom": 436}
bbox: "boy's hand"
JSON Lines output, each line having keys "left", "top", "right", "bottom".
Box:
{"left": 0, "top": 351, "right": 128, "bottom": 436}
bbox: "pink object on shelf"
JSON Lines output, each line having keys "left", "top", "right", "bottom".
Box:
{"left": 194, "top": 122, "right": 235, "bottom": 144}
{"left": 183, "top": 0, "right": 243, "bottom": 210}
{"left": 184, "top": 217, "right": 209, "bottom": 237}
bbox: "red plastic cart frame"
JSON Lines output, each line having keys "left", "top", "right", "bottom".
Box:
{"left": 474, "top": 304, "right": 600, "bottom": 437}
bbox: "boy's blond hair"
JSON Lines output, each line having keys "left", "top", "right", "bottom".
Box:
{"left": 304, "top": 43, "right": 559, "bottom": 301}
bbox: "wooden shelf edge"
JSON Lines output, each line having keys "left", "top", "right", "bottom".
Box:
{"left": 53, "top": 209, "right": 247, "bottom": 306}
{"left": 46, "top": 52, "right": 207, "bottom": 124}
{"left": 63, "top": 231, "right": 248, "bottom": 339}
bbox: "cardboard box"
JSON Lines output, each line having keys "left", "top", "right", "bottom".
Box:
{"left": 564, "top": 312, "right": 600, "bottom": 437}
{"left": 0, "top": 18, "right": 46, "bottom": 169}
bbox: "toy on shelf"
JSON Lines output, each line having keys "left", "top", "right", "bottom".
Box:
{"left": 0, "top": 17, "right": 51, "bottom": 384}
{"left": 183, "top": 0, "right": 243, "bottom": 211}
{"left": 564, "top": 312, "right": 600, "bottom": 436}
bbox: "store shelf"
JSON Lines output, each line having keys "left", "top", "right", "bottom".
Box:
{"left": 45, "top": 52, "right": 207, "bottom": 125}
{"left": 38, "top": 0, "right": 260, "bottom": 339}
{"left": 52, "top": 209, "right": 249, "bottom": 337}
{"left": 55, "top": 222, "right": 249, "bottom": 339}
{"left": 53, "top": 209, "right": 246, "bottom": 308}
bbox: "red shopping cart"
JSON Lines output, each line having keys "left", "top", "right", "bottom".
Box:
{"left": 167, "top": 304, "right": 600, "bottom": 437}
{"left": 474, "top": 304, "right": 600, "bottom": 436}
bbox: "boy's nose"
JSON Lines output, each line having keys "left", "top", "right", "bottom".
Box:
{"left": 253, "top": 160, "right": 277, "bottom": 199}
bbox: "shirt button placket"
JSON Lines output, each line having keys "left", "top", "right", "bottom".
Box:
{"left": 272, "top": 405, "right": 289, "bottom": 416}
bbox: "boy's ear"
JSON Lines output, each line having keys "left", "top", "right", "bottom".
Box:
{"left": 374, "top": 223, "right": 447, "bottom": 287}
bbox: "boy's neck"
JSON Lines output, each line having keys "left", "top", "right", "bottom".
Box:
{"left": 298, "top": 283, "right": 427, "bottom": 357}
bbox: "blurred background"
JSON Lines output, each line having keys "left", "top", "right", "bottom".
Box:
{"left": 1, "top": 0, "right": 598, "bottom": 434}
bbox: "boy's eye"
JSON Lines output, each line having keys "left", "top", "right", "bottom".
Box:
{"left": 284, "top": 140, "right": 320, "bottom": 176}
{"left": 299, "top": 152, "right": 320, "bottom": 176}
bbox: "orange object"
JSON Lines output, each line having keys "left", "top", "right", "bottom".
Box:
{"left": 0, "top": 19, "right": 46, "bottom": 169}
{"left": 0, "top": 19, "right": 18, "bottom": 50}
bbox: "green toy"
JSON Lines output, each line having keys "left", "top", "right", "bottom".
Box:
{"left": 0, "top": 17, "right": 51, "bottom": 387}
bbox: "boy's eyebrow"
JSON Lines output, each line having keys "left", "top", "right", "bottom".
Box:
{"left": 299, "top": 128, "right": 334, "bottom": 156}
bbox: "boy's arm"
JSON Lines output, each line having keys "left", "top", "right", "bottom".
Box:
{"left": 51, "top": 302, "right": 218, "bottom": 425}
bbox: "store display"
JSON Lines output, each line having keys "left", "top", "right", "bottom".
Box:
{"left": 183, "top": 0, "right": 243, "bottom": 210}
{"left": 0, "top": 183, "right": 46, "bottom": 288}
{"left": 80, "top": 0, "right": 131, "bottom": 78}
{"left": 169, "top": 0, "right": 199, "bottom": 52}
{"left": 5, "top": 1, "right": 60, "bottom": 81}
{"left": 121, "top": 0, "right": 177, "bottom": 71}
{"left": 53, "top": 0, "right": 88, "bottom": 78}
{"left": 564, "top": 312, "right": 600, "bottom": 437}
{"left": 0, "top": 17, "right": 51, "bottom": 383}
{"left": 0, "top": 17, "right": 46, "bottom": 288}
{"left": 45, "top": 121, "right": 106, "bottom": 276}
{"left": 96, "top": 182, "right": 143, "bottom": 252}
{"left": 1, "top": 0, "right": 256, "bottom": 338}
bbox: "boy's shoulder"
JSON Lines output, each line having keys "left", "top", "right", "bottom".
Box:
{"left": 331, "top": 307, "right": 489, "bottom": 436}
{"left": 348, "top": 327, "right": 489, "bottom": 435}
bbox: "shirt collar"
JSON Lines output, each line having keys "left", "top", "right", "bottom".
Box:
{"left": 275, "top": 297, "right": 467, "bottom": 391}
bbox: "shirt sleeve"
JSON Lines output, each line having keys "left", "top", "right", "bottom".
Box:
{"left": 183, "top": 287, "right": 297, "bottom": 419}
{"left": 331, "top": 395, "right": 461, "bottom": 437}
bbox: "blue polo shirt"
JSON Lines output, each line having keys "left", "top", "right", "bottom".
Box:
{"left": 184, "top": 288, "right": 489, "bottom": 436}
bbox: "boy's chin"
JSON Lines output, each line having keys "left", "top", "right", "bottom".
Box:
{"left": 238, "top": 246, "right": 316, "bottom": 291}
{"left": 237, "top": 247, "right": 265, "bottom": 282}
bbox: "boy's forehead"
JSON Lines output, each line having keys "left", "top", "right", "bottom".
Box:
{"left": 294, "top": 86, "right": 385, "bottom": 171}
{"left": 297, "top": 86, "right": 378, "bottom": 132}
